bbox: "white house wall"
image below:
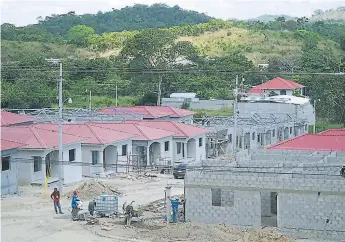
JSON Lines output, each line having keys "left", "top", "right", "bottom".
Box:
{"left": 81, "top": 144, "right": 103, "bottom": 176}
{"left": 13, "top": 149, "right": 45, "bottom": 185}
{"left": 61, "top": 143, "right": 82, "bottom": 184}
{"left": 1, "top": 149, "right": 19, "bottom": 195}
{"left": 148, "top": 136, "right": 173, "bottom": 166}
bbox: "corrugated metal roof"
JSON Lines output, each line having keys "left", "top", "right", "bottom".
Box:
{"left": 124, "top": 120, "right": 208, "bottom": 138}
{"left": 248, "top": 77, "right": 305, "bottom": 93}
{"left": 1, "top": 125, "right": 84, "bottom": 149}
{"left": 1, "top": 110, "right": 37, "bottom": 126}
{"left": 35, "top": 123, "right": 136, "bottom": 145}
{"left": 1, "top": 140, "right": 26, "bottom": 151}
{"left": 90, "top": 122, "right": 175, "bottom": 141}
{"left": 98, "top": 106, "right": 194, "bottom": 119}
{"left": 267, "top": 133, "right": 345, "bottom": 152}
{"left": 318, "top": 128, "right": 345, "bottom": 136}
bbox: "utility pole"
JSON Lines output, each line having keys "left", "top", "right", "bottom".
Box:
{"left": 46, "top": 58, "right": 64, "bottom": 194}
{"left": 89, "top": 90, "right": 92, "bottom": 110}
{"left": 115, "top": 82, "right": 118, "bottom": 107}
{"left": 233, "top": 75, "right": 238, "bottom": 166}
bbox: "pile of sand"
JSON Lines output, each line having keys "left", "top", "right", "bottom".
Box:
{"left": 74, "top": 179, "right": 123, "bottom": 200}
{"left": 134, "top": 222, "right": 293, "bottom": 242}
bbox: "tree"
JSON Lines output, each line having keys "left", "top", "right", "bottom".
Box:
{"left": 275, "top": 17, "right": 286, "bottom": 30}
{"left": 296, "top": 17, "right": 308, "bottom": 29}
{"left": 121, "top": 28, "right": 198, "bottom": 105}
{"left": 340, "top": 34, "right": 345, "bottom": 51}
{"left": 284, "top": 20, "right": 297, "bottom": 31}
{"left": 67, "top": 25, "right": 96, "bottom": 46}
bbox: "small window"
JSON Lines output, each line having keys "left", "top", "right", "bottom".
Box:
{"left": 211, "top": 188, "right": 221, "bottom": 206}
{"left": 33, "top": 156, "right": 42, "bottom": 172}
{"left": 228, "top": 134, "right": 232, "bottom": 143}
{"left": 69, "top": 149, "right": 75, "bottom": 161}
{"left": 305, "top": 125, "right": 307, "bottom": 131}
{"left": 257, "top": 134, "right": 260, "bottom": 142}
{"left": 122, "top": 145, "right": 127, "bottom": 156}
{"left": 211, "top": 189, "right": 234, "bottom": 207}
{"left": 252, "top": 132, "right": 255, "bottom": 140}
{"left": 280, "top": 90, "right": 286, "bottom": 95}
{"left": 290, "top": 127, "right": 292, "bottom": 134}
{"left": 2, "top": 156, "right": 10, "bottom": 171}
{"left": 177, "top": 142, "right": 181, "bottom": 154}
{"left": 272, "top": 129, "right": 275, "bottom": 137}
{"left": 92, "top": 151, "right": 99, "bottom": 165}
{"left": 165, "top": 141, "right": 169, "bottom": 151}
{"left": 199, "top": 138, "right": 203, "bottom": 147}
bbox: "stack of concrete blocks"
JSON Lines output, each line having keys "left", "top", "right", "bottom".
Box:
{"left": 185, "top": 150, "right": 345, "bottom": 241}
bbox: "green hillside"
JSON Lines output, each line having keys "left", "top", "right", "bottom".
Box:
{"left": 1, "top": 6, "right": 345, "bottom": 126}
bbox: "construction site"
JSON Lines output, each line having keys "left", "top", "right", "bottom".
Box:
{"left": 1, "top": 77, "right": 344, "bottom": 242}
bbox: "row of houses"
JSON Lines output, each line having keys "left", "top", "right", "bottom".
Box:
{"left": 1, "top": 111, "right": 207, "bottom": 193}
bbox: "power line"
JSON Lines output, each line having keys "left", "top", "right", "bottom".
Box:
{"left": 1, "top": 67, "right": 345, "bottom": 75}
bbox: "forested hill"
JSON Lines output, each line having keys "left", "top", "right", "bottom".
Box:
{"left": 2, "top": 4, "right": 212, "bottom": 37}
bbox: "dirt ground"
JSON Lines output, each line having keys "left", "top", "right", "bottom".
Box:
{"left": 0, "top": 173, "right": 329, "bottom": 242}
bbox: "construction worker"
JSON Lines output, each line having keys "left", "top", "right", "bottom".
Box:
{"left": 50, "top": 188, "right": 63, "bottom": 214}
{"left": 168, "top": 197, "right": 179, "bottom": 223}
{"left": 71, "top": 190, "right": 80, "bottom": 220}
{"left": 88, "top": 199, "right": 97, "bottom": 216}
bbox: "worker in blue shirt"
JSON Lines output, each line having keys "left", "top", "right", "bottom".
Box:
{"left": 71, "top": 190, "right": 80, "bottom": 220}
{"left": 168, "top": 197, "right": 179, "bottom": 223}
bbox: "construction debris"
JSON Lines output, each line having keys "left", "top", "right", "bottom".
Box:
{"left": 74, "top": 180, "right": 123, "bottom": 200}
{"left": 142, "top": 195, "right": 184, "bottom": 213}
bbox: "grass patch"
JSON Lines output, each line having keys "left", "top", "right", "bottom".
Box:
{"left": 192, "top": 108, "right": 233, "bottom": 118}
{"left": 308, "top": 122, "right": 344, "bottom": 133}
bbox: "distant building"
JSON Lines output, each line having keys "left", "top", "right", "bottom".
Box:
{"left": 247, "top": 77, "right": 305, "bottom": 96}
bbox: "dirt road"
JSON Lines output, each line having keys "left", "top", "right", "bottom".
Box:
{"left": 1, "top": 174, "right": 182, "bottom": 242}
{"left": 1, "top": 174, "right": 328, "bottom": 242}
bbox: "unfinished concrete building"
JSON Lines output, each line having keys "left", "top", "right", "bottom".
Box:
{"left": 196, "top": 112, "right": 308, "bottom": 158}
{"left": 185, "top": 145, "right": 345, "bottom": 241}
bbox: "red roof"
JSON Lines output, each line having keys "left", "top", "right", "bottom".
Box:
{"left": 1, "top": 139, "right": 26, "bottom": 151}
{"left": 1, "top": 111, "right": 37, "bottom": 126}
{"left": 248, "top": 77, "right": 304, "bottom": 93}
{"left": 90, "top": 122, "right": 175, "bottom": 141}
{"left": 267, "top": 133, "right": 345, "bottom": 152}
{"left": 318, "top": 128, "right": 345, "bottom": 136}
{"left": 98, "top": 106, "right": 195, "bottom": 119}
{"left": 124, "top": 120, "right": 208, "bottom": 138}
{"left": 35, "top": 123, "right": 136, "bottom": 145}
{"left": 1, "top": 125, "right": 84, "bottom": 149}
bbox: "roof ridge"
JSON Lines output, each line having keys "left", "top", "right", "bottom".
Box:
{"left": 170, "top": 121, "right": 188, "bottom": 137}
{"left": 86, "top": 123, "right": 104, "bottom": 144}
{"left": 134, "top": 124, "right": 151, "bottom": 140}
{"left": 29, "top": 126, "right": 48, "bottom": 149}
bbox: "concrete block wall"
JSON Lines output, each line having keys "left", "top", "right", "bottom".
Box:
{"left": 185, "top": 187, "right": 261, "bottom": 227}
{"left": 278, "top": 193, "right": 345, "bottom": 241}
{"left": 185, "top": 169, "right": 345, "bottom": 240}
{"left": 1, "top": 170, "right": 18, "bottom": 195}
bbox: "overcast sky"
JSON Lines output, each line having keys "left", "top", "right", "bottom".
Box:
{"left": 1, "top": 0, "right": 344, "bottom": 26}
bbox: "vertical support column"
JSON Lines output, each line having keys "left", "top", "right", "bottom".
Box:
{"left": 165, "top": 186, "right": 172, "bottom": 223}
